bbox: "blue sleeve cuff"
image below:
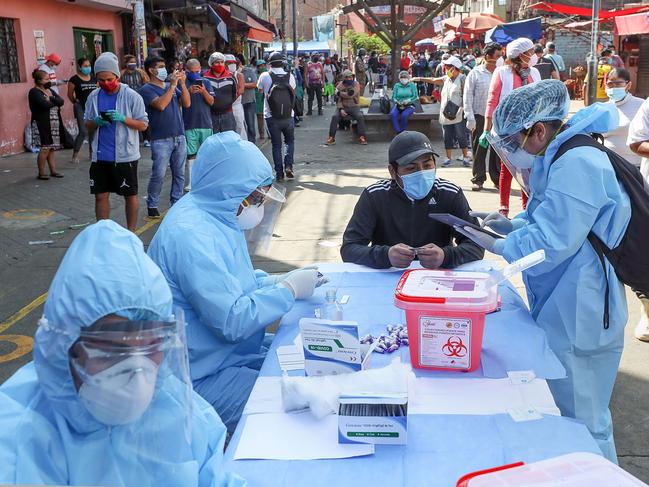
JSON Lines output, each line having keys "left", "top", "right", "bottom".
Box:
{"left": 511, "top": 218, "right": 527, "bottom": 231}
{"left": 492, "top": 238, "right": 506, "bottom": 255}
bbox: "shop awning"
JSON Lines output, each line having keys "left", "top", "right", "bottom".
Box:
{"left": 216, "top": 5, "right": 274, "bottom": 43}
{"left": 484, "top": 17, "right": 543, "bottom": 44}
{"left": 264, "top": 40, "right": 332, "bottom": 55}
{"left": 614, "top": 12, "right": 649, "bottom": 36}
{"left": 528, "top": 2, "right": 649, "bottom": 20}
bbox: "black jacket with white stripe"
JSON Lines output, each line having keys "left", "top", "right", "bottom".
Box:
{"left": 341, "top": 178, "right": 485, "bottom": 269}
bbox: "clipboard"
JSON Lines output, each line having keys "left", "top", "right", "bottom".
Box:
{"left": 428, "top": 213, "right": 504, "bottom": 239}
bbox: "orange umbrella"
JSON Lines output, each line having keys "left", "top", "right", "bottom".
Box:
{"left": 444, "top": 13, "right": 504, "bottom": 33}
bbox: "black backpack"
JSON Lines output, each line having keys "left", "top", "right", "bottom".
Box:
{"left": 268, "top": 72, "right": 295, "bottom": 119}
{"left": 552, "top": 134, "right": 649, "bottom": 328}
{"left": 379, "top": 95, "right": 391, "bottom": 114}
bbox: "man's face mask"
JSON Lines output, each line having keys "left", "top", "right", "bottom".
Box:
{"left": 399, "top": 168, "right": 437, "bottom": 200}
{"left": 227, "top": 63, "right": 237, "bottom": 73}
{"left": 237, "top": 204, "right": 265, "bottom": 230}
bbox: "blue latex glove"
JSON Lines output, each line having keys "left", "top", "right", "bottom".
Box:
{"left": 470, "top": 211, "right": 514, "bottom": 235}
{"left": 106, "top": 109, "right": 126, "bottom": 123}
{"left": 454, "top": 225, "right": 503, "bottom": 254}
{"left": 93, "top": 115, "right": 110, "bottom": 127}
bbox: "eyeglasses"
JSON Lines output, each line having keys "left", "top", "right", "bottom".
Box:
{"left": 605, "top": 80, "right": 628, "bottom": 88}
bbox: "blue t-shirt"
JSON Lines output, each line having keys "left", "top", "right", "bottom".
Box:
{"left": 139, "top": 82, "right": 184, "bottom": 140}
{"left": 183, "top": 78, "right": 214, "bottom": 130}
{"left": 96, "top": 89, "right": 117, "bottom": 162}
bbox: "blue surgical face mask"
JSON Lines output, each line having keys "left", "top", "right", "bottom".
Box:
{"left": 156, "top": 67, "right": 168, "bottom": 81}
{"left": 186, "top": 71, "right": 201, "bottom": 82}
{"left": 507, "top": 148, "right": 536, "bottom": 169}
{"left": 80, "top": 66, "right": 92, "bottom": 75}
{"left": 606, "top": 87, "right": 627, "bottom": 102}
{"left": 343, "top": 79, "right": 354, "bottom": 86}
{"left": 400, "top": 168, "right": 436, "bottom": 200}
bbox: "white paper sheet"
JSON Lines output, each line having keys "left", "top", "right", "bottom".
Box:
{"left": 408, "top": 377, "right": 560, "bottom": 416}
{"left": 233, "top": 412, "right": 375, "bottom": 460}
{"left": 276, "top": 341, "right": 305, "bottom": 371}
{"left": 243, "top": 377, "right": 284, "bottom": 415}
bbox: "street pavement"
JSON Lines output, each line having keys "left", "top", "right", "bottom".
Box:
{"left": 0, "top": 100, "right": 647, "bottom": 480}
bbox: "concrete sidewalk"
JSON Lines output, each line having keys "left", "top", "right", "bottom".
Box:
{"left": 0, "top": 99, "right": 647, "bottom": 481}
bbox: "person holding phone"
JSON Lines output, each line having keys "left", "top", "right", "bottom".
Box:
{"left": 84, "top": 52, "right": 148, "bottom": 232}
{"left": 182, "top": 58, "right": 214, "bottom": 191}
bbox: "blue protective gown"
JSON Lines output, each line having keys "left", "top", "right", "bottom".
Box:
{"left": 0, "top": 220, "right": 245, "bottom": 487}
{"left": 147, "top": 132, "right": 295, "bottom": 432}
{"left": 499, "top": 103, "right": 631, "bottom": 462}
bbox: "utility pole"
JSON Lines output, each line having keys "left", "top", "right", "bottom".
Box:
{"left": 586, "top": 0, "right": 601, "bottom": 105}
{"left": 292, "top": 0, "right": 298, "bottom": 59}
{"left": 132, "top": 0, "right": 147, "bottom": 66}
{"left": 281, "top": 0, "right": 287, "bottom": 56}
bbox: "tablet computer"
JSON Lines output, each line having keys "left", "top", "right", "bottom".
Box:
{"left": 428, "top": 213, "right": 504, "bottom": 239}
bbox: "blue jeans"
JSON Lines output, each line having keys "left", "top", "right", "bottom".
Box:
{"left": 265, "top": 117, "right": 294, "bottom": 177}
{"left": 147, "top": 135, "right": 186, "bottom": 209}
{"left": 212, "top": 112, "right": 236, "bottom": 133}
{"left": 390, "top": 105, "right": 415, "bottom": 133}
{"left": 243, "top": 102, "right": 257, "bottom": 143}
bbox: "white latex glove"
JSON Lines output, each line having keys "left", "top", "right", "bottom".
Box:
{"left": 470, "top": 211, "right": 513, "bottom": 235}
{"left": 279, "top": 269, "right": 319, "bottom": 299}
{"left": 466, "top": 118, "right": 477, "bottom": 132}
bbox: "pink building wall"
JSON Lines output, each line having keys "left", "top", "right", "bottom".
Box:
{"left": 0, "top": 0, "right": 124, "bottom": 156}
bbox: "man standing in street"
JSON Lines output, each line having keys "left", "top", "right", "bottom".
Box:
{"left": 183, "top": 58, "right": 214, "bottom": 192}
{"left": 257, "top": 51, "right": 296, "bottom": 181}
{"left": 464, "top": 43, "right": 502, "bottom": 191}
{"left": 39, "top": 53, "right": 65, "bottom": 94}
{"left": 242, "top": 58, "right": 259, "bottom": 143}
{"left": 545, "top": 42, "right": 565, "bottom": 79}
{"left": 305, "top": 54, "right": 324, "bottom": 115}
{"left": 84, "top": 52, "right": 148, "bottom": 232}
{"left": 355, "top": 48, "right": 368, "bottom": 95}
{"left": 139, "top": 56, "right": 190, "bottom": 218}
{"left": 203, "top": 52, "right": 238, "bottom": 133}
{"left": 533, "top": 44, "right": 559, "bottom": 80}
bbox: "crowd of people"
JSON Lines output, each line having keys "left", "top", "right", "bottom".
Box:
{"left": 7, "top": 36, "right": 649, "bottom": 485}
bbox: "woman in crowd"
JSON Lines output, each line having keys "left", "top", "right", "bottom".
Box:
{"left": 485, "top": 37, "right": 540, "bottom": 216}
{"left": 67, "top": 57, "right": 96, "bottom": 163}
{"left": 389, "top": 70, "right": 418, "bottom": 134}
{"left": 29, "top": 70, "right": 65, "bottom": 180}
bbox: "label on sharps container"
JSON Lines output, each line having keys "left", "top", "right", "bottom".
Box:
{"left": 419, "top": 316, "right": 471, "bottom": 369}
{"left": 300, "top": 319, "right": 362, "bottom": 376}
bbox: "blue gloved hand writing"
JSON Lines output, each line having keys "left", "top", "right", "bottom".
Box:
{"left": 93, "top": 115, "right": 110, "bottom": 127}
{"left": 106, "top": 109, "right": 126, "bottom": 123}
{"left": 470, "top": 211, "right": 513, "bottom": 235}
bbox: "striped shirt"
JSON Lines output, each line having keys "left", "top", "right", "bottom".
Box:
{"left": 463, "top": 64, "right": 493, "bottom": 120}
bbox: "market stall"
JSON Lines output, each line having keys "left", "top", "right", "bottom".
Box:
{"left": 224, "top": 261, "right": 603, "bottom": 486}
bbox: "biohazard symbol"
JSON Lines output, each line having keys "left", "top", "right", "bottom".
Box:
{"left": 442, "top": 336, "right": 468, "bottom": 357}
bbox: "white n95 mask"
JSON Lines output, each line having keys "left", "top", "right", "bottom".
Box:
{"left": 79, "top": 355, "right": 159, "bottom": 426}
{"left": 237, "top": 204, "right": 265, "bottom": 230}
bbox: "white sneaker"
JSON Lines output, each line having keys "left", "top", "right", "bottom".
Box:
{"left": 634, "top": 298, "right": 649, "bottom": 342}
{"left": 462, "top": 157, "right": 472, "bottom": 167}
{"left": 441, "top": 158, "right": 452, "bottom": 167}
{"left": 184, "top": 185, "right": 191, "bottom": 192}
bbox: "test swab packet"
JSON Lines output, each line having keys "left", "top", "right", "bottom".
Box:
{"left": 338, "top": 393, "right": 408, "bottom": 445}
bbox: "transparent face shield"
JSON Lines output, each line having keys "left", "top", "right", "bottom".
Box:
{"left": 69, "top": 309, "right": 192, "bottom": 437}
{"left": 243, "top": 184, "right": 287, "bottom": 255}
{"left": 486, "top": 130, "right": 533, "bottom": 196}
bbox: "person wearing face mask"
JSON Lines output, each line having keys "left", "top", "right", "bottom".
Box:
{"left": 29, "top": 69, "right": 65, "bottom": 180}
{"left": 147, "top": 132, "right": 324, "bottom": 432}
{"left": 139, "top": 55, "right": 191, "bottom": 219}
{"left": 584, "top": 50, "right": 614, "bottom": 105}
{"left": 414, "top": 56, "right": 472, "bottom": 167}
{"left": 120, "top": 54, "right": 150, "bottom": 90}
{"left": 0, "top": 220, "right": 245, "bottom": 486}
{"left": 484, "top": 37, "right": 541, "bottom": 217}
{"left": 38, "top": 52, "right": 64, "bottom": 94}
{"left": 67, "top": 57, "right": 96, "bottom": 163}
{"left": 204, "top": 51, "right": 238, "bottom": 133}
{"left": 255, "top": 59, "right": 268, "bottom": 140}
{"left": 225, "top": 54, "right": 248, "bottom": 140}
{"left": 340, "top": 131, "right": 484, "bottom": 269}
{"left": 84, "top": 52, "right": 149, "bottom": 231}
{"left": 183, "top": 58, "right": 215, "bottom": 192}
{"left": 456, "top": 80, "right": 631, "bottom": 463}
{"left": 325, "top": 69, "right": 367, "bottom": 145}
{"left": 387, "top": 70, "right": 418, "bottom": 134}
{"left": 463, "top": 43, "right": 502, "bottom": 191}
{"left": 602, "top": 69, "right": 643, "bottom": 168}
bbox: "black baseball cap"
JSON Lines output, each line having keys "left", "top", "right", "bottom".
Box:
{"left": 388, "top": 131, "right": 439, "bottom": 166}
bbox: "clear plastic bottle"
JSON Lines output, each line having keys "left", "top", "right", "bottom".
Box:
{"left": 321, "top": 288, "right": 343, "bottom": 321}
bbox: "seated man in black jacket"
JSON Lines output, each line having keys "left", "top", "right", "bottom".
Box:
{"left": 341, "top": 131, "right": 484, "bottom": 269}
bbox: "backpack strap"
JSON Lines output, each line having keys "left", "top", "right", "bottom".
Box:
{"left": 551, "top": 134, "right": 611, "bottom": 328}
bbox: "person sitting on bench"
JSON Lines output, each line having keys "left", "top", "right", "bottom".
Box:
{"left": 325, "top": 70, "right": 368, "bottom": 146}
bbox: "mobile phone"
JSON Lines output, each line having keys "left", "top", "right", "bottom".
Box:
{"left": 428, "top": 213, "right": 504, "bottom": 239}
{"left": 99, "top": 111, "right": 111, "bottom": 121}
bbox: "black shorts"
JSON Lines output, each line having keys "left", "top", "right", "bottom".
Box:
{"left": 90, "top": 161, "right": 138, "bottom": 196}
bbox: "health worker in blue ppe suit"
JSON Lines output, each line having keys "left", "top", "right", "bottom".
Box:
{"left": 0, "top": 220, "right": 245, "bottom": 486}
{"left": 147, "top": 131, "right": 323, "bottom": 432}
{"left": 456, "top": 79, "right": 631, "bottom": 463}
